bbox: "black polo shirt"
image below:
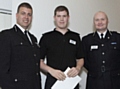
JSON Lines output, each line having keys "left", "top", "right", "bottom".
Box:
{"left": 39, "top": 29, "right": 84, "bottom": 71}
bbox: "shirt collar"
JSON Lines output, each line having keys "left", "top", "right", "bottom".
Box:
{"left": 97, "top": 30, "right": 107, "bottom": 39}
{"left": 54, "top": 28, "right": 70, "bottom": 34}
{"left": 16, "top": 24, "right": 28, "bottom": 34}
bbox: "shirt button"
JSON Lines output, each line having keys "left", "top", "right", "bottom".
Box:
{"left": 103, "top": 61, "right": 105, "bottom": 63}
{"left": 101, "top": 44, "right": 104, "bottom": 46}
{"left": 14, "top": 79, "right": 18, "bottom": 82}
{"left": 102, "top": 52, "right": 105, "bottom": 55}
{"left": 36, "top": 63, "right": 38, "bottom": 66}
{"left": 34, "top": 54, "right": 36, "bottom": 57}
{"left": 36, "top": 73, "right": 39, "bottom": 75}
{"left": 114, "top": 47, "right": 116, "bottom": 49}
{"left": 20, "top": 42, "right": 23, "bottom": 45}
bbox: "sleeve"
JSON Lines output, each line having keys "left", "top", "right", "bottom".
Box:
{"left": 76, "top": 35, "right": 84, "bottom": 59}
{"left": 0, "top": 31, "right": 13, "bottom": 88}
{"left": 39, "top": 35, "right": 47, "bottom": 60}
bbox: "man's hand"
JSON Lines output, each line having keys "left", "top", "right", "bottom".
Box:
{"left": 67, "top": 67, "right": 81, "bottom": 77}
{"left": 49, "top": 69, "right": 66, "bottom": 81}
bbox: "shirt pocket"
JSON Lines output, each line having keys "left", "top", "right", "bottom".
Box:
{"left": 12, "top": 41, "right": 30, "bottom": 59}
{"left": 109, "top": 43, "right": 120, "bottom": 62}
{"left": 14, "top": 41, "right": 29, "bottom": 47}
{"left": 88, "top": 45, "right": 99, "bottom": 57}
{"left": 11, "top": 73, "right": 28, "bottom": 83}
{"left": 111, "top": 70, "right": 120, "bottom": 77}
{"left": 109, "top": 43, "right": 120, "bottom": 53}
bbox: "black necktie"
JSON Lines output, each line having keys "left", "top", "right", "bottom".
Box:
{"left": 24, "top": 31, "right": 31, "bottom": 44}
{"left": 101, "top": 33, "right": 104, "bottom": 39}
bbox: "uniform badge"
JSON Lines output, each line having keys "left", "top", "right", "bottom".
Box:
{"left": 91, "top": 45, "right": 98, "bottom": 50}
{"left": 69, "top": 39, "right": 76, "bottom": 45}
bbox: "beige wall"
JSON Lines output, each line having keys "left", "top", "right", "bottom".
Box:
{"left": 12, "top": 0, "right": 120, "bottom": 89}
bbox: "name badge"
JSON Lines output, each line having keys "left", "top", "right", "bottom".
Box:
{"left": 91, "top": 45, "right": 98, "bottom": 50}
{"left": 69, "top": 39, "right": 76, "bottom": 45}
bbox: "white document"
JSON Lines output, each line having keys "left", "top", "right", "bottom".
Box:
{"left": 51, "top": 67, "right": 82, "bottom": 89}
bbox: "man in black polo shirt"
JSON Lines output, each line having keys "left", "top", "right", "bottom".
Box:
{"left": 39, "top": 5, "right": 84, "bottom": 89}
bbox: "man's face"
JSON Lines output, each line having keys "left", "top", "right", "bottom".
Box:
{"left": 16, "top": 7, "right": 32, "bottom": 29}
{"left": 54, "top": 11, "right": 69, "bottom": 30}
{"left": 94, "top": 12, "right": 108, "bottom": 31}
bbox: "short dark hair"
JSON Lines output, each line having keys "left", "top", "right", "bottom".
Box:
{"left": 17, "top": 2, "right": 33, "bottom": 13}
{"left": 54, "top": 5, "right": 69, "bottom": 16}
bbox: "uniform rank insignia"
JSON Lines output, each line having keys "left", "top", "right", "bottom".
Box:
{"left": 111, "top": 42, "right": 117, "bottom": 45}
